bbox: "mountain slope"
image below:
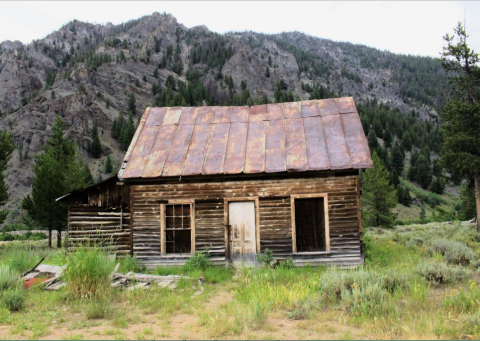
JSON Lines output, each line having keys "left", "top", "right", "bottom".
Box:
{"left": 0, "top": 12, "right": 448, "bottom": 220}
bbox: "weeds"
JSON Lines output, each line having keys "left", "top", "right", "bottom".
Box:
{"left": 0, "top": 265, "right": 19, "bottom": 290}
{"left": 64, "top": 247, "right": 114, "bottom": 299}
{"left": 183, "top": 250, "right": 211, "bottom": 271}
{"left": 85, "top": 299, "right": 113, "bottom": 319}
{"left": 427, "top": 239, "right": 476, "bottom": 266}
{"left": 2, "top": 288, "right": 25, "bottom": 312}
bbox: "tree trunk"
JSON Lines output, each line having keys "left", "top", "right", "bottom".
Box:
{"left": 474, "top": 171, "right": 480, "bottom": 233}
{"left": 57, "top": 229, "right": 61, "bottom": 248}
{"left": 48, "top": 228, "right": 52, "bottom": 248}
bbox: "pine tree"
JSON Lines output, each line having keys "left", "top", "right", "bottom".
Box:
{"left": 397, "top": 185, "right": 412, "bottom": 207}
{"left": 459, "top": 182, "right": 476, "bottom": 220}
{"left": 383, "top": 127, "right": 393, "bottom": 148}
{"left": 0, "top": 131, "right": 14, "bottom": 224}
{"left": 389, "top": 144, "right": 404, "bottom": 175}
{"left": 430, "top": 177, "right": 445, "bottom": 194}
{"left": 104, "top": 155, "right": 113, "bottom": 174}
{"left": 265, "top": 66, "right": 270, "bottom": 78}
{"left": 367, "top": 129, "right": 379, "bottom": 152}
{"left": 90, "top": 124, "right": 102, "bottom": 158}
{"left": 440, "top": 23, "right": 480, "bottom": 231}
{"left": 128, "top": 93, "right": 136, "bottom": 115}
{"left": 361, "top": 153, "right": 398, "bottom": 227}
{"left": 415, "top": 154, "right": 433, "bottom": 189}
{"left": 23, "top": 117, "right": 90, "bottom": 248}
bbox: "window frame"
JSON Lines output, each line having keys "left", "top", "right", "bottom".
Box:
{"left": 291, "top": 193, "right": 330, "bottom": 254}
{"left": 160, "top": 199, "right": 195, "bottom": 255}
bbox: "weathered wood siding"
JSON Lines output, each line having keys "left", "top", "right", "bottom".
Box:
{"left": 67, "top": 207, "right": 131, "bottom": 255}
{"left": 130, "top": 173, "right": 362, "bottom": 268}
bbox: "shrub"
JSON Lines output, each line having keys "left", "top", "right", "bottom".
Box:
{"left": 257, "top": 248, "right": 275, "bottom": 267}
{"left": 285, "top": 296, "right": 318, "bottom": 320}
{"left": 183, "top": 250, "right": 211, "bottom": 271}
{"left": 2, "top": 288, "right": 25, "bottom": 312}
{"left": 0, "top": 233, "right": 14, "bottom": 241}
{"left": 64, "top": 247, "right": 115, "bottom": 299}
{"left": 278, "top": 258, "right": 295, "bottom": 269}
{"left": 416, "top": 261, "right": 470, "bottom": 284}
{"left": 0, "top": 265, "right": 19, "bottom": 290}
{"left": 341, "top": 281, "right": 392, "bottom": 318}
{"left": 427, "top": 239, "right": 476, "bottom": 266}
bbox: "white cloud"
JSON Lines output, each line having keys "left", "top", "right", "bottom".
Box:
{"left": 1, "top": 1, "right": 479, "bottom": 57}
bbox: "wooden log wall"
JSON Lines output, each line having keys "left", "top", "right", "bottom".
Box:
{"left": 130, "top": 174, "right": 362, "bottom": 268}
{"left": 67, "top": 207, "right": 131, "bottom": 255}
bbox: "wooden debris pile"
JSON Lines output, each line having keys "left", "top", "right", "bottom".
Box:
{"left": 22, "top": 260, "right": 201, "bottom": 291}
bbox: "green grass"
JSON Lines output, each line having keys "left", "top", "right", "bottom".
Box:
{"left": 0, "top": 222, "right": 479, "bottom": 339}
{"left": 64, "top": 246, "right": 115, "bottom": 299}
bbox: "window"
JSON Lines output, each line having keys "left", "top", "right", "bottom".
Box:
{"left": 162, "top": 204, "right": 193, "bottom": 254}
{"left": 292, "top": 195, "right": 330, "bottom": 253}
{"left": 81, "top": 192, "right": 89, "bottom": 206}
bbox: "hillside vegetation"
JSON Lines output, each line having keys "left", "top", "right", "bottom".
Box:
{"left": 0, "top": 12, "right": 450, "bottom": 222}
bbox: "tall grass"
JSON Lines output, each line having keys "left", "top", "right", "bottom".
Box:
{"left": 64, "top": 247, "right": 115, "bottom": 299}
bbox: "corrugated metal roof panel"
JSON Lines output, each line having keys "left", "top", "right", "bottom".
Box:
{"left": 119, "top": 97, "right": 373, "bottom": 179}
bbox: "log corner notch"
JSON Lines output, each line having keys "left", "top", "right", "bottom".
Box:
{"left": 56, "top": 175, "right": 131, "bottom": 255}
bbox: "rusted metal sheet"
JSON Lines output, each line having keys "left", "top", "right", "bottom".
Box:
{"left": 265, "top": 119, "right": 286, "bottom": 173}
{"left": 142, "top": 125, "right": 177, "bottom": 177}
{"left": 178, "top": 107, "right": 197, "bottom": 125}
{"left": 123, "top": 108, "right": 151, "bottom": 162}
{"left": 285, "top": 118, "right": 308, "bottom": 172}
{"left": 182, "top": 125, "right": 212, "bottom": 176}
{"left": 120, "top": 97, "right": 373, "bottom": 179}
{"left": 244, "top": 121, "right": 266, "bottom": 173}
{"left": 203, "top": 123, "right": 230, "bottom": 174}
{"left": 301, "top": 101, "right": 320, "bottom": 118}
{"left": 249, "top": 104, "right": 267, "bottom": 122}
{"left": 121, "top": 125, "right": 160, "bottom": 178}
{"left": 341, "top": 113, "right": 374, "bottom": 169}
{"left": 266, "top": 103, "right": 284, "bottom": 120}
{"left": 322, "top": 114, "right": 352, "bottom": 170}
{"left": 304, "top": 116, "right": 330, "bottom": 170}
{"left": 163, "top": 107, "right": 182, "bottom": 125}
{"left": 335, "top": 97, "right": 356, "bottom": 114}
{"left": 162, "top": 125, "right": 195, "bottom": 176}
{"left": 318, "top": 99, "right": 339, "bottom": 116}
{"left": 231, "top": 106, "right": 249, "bottom": 123}
{"left": 145, "top": 107, "right": 166, "bottom": 126}
{"left": 213, "top": 106, "right": 231, "bottom": 123}
{"left": 283, "top": 102, "right": 302, "bottom": 119}
{"left": 196, "top": 107, "right": 214, "bottom": 124}
{"left": 224, "top": 122, "right": 248, "bottom": 174}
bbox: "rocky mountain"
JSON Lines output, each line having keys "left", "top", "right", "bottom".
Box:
{"left": 0, "top": 12, "right": 448, "bottom": 220}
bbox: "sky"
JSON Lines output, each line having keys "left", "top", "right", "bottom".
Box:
{"left": 1, "top": 1, "right": 480, "bottom": 57}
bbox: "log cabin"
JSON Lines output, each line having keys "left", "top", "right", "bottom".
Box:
{"left": 59, "top": 97, "right": 373, "bottom": 268}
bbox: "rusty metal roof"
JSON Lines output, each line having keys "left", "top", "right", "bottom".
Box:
{"left": 118, "top": 97, "right": 373, "bottom": 179}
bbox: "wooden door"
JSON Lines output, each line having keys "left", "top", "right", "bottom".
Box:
{"left": 228, "top": 201, "right": 256, "bottom": 264}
